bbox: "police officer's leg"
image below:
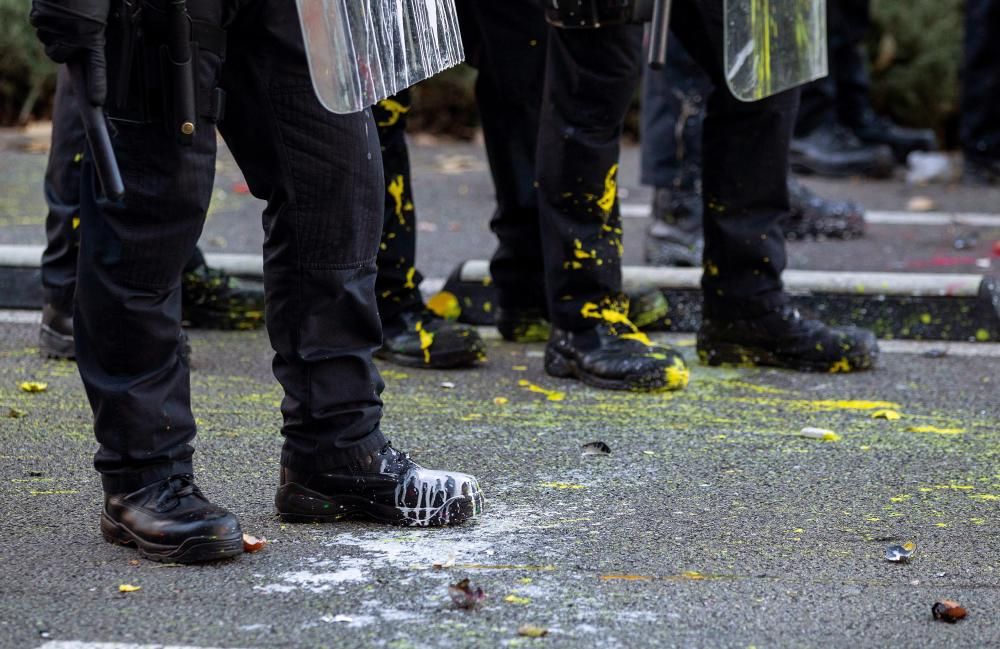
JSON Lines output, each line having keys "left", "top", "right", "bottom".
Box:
{"left": 371, "top": 90, "right": 485, "bottom": 369}
{"left": 74, "top": 2, "right": 243, "bottom": 563}
{"left": 640, "top": 40, "right": 708, "bottom": 267}
{"left": 664, "top": 0, "right": 877, "bottom": 371}
{"left": 39, "top": 67, "right": 85, "bottom": 359}
{"left": 219, "top": 0, "right": 482, "bottom": 526}
{"left": 460, "top": 0, "right": 551, "bottom": 343}
{"left": 961, "top": 0, "right": 1000, "bottom": 183}
{"left": 536, "top": 23, "right": 688, "bottom": 392}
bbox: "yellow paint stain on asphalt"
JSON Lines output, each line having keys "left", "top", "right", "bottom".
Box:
{"left": 969, "top": 494, "right": 999, "bottom": 501}
{"left": 504, "top": 594, "right": 531, "bottom": 605}
{"left": 540, "top": 482, "right": 585, "bottom": 490}
{"left": 30, "top": 489, "right": 79, "bottom": 496}
{"left": 518, "top": 379, "right": 565, "bottom": 401}
{"left": 906, "top": 425, "right": 965, "bottom": 435}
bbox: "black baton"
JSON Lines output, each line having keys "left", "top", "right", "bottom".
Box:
{"left": 67, "top": 60, "right": 126, "bottom": 202}
{"left": 648, "top": 0, "right": 672, "bottom": 69}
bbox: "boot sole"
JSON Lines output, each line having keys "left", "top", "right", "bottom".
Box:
{"left": 275, "top": 483, "right": 485, "bottom": 527}
{"left": 100, "top": 513, "right": 243, "bottom": 564}
{"left": 39, "top": 325, "right": 75, "bottom": 360}
{"left": 698, "top": 341, "right": 878, "bottom": 373}
{"left": 375, "top": 346, "right": 485, "bottom": 369}
{"left": 544, "top": 347, "right": 686, "bottom": 392}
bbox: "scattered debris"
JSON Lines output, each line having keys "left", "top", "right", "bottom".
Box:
{"left": 433, "top": 553, "right": 456, "bottom": 570}
{"left": 799, "top": 427, "right": 841, "bottom": 441}
{"left": 993, "top": 240, "right": 1000, "bottom": 258}
{"left": 581, "top": 441, "right": 611, "bottom": 456}
{"left": 870, "top": 409, "right": 902, "bottom": 421}
{"left": 19, "top": 382, "right": 48, "bottom": 393}
{"left": 118, "top": 584, "right": 141, "bottom": 593}
{"left": 6, "top": 408, "right": 26, "bottom": 418}
{"left": 906, "top": 196, "right": 935, "bottom": 212}
{"left": 906, "top": 152, "right": 954, "bottom": 185}
{"left": 504, "top": 594, "right": 531, "bottom": 605}
{"left": 448, "top": 578, "right": 487, "bottom": 609}
{"left": 518, "top": 624, "right": 549, "bottom": 638}
{"left": 975, "top": 257, "right": 991, "bottom": 269}
{"left": 932, "top": 600, "right": 967, "bottom": 623}
{"left": 953, "top": 232, "right": 978, "bottom": 251}
{"left": 922, "top": 348, "right": 948, "bottom": 359}
{"left": 417, "top": 221, "right": 438, "bottom": 233}
{"left": 440, "top": 381, "right": 456, "bottom": 390}
{"left": 242, "top": 534, "right": 268, "bottom": 553}
{"left": 493, "top": 397, "right": 509, "bottom": 406}
{"left": 885, "top": 542, "right": 916, "bottom": 562}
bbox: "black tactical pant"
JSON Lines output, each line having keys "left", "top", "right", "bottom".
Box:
{"left": 78, "top": 0, "right": 386, "bottom": 493}
{"left": 961, "top": 0, "right": 1000, "bottom": 166}
{"left": 796, "top": 0, "right": 871, "bottom": 134}
{"left": 41, "top": 68, "right": 205, "bottom": 315}
{"left": 542, "top": 1, "right": 797, "bottom": 320}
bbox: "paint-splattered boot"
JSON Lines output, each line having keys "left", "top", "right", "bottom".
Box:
{"left": 496, "top": 307, "right": 551, "bottom": 343}
{"left": 697, "top": 306, "right": 879, "bottom": 372}
{"left": 545, "top": 319, "right": 690, "bottom": 392}
{"left": 276, "top": 442, "right": 485, "bottom": 527}
{"left": 782, "top": 177, "right": 866, "bottom": 240}
{"left": 181, "top": 262, "right": 265, "bottom": 330}
{"left": 378, "top": 308, "right": 486, "bottom": 368}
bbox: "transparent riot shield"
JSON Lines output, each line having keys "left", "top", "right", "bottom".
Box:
{"left": 724, "top": 0, "right": 827, "bottom": 102}
{"left": 296, "top": 0, "right": 465, "bottom": 114}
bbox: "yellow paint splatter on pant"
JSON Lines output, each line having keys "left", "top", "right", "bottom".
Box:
{"left": 375, "top": 98, "right": 410, "bottom": 127}
{"left": 403, "top": 267, "right": 417, "bottom": 290}
{"left": 388, "top": 175, "right": 406, "bottom": 224}
{"left": 596, "top": 164, "right": 618, "bottom": 215}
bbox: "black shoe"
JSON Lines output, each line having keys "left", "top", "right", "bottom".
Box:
{"left": 378, "top": 308, "right": 486, "bottom": 368}
{"left": 962, "top": 156, "right": 1000, "bottom": 186}
{"left": 851, "top": 112, "right": 936, "bottom": 163}
{"left": 791, "top": 123, "right": 895, "bottom": 178}
{"left": 783, "top": 177, "right": 866, "bottom": 240}
{"left": 545, "top": 313, "right": 689, "bottom": 391}
{"left": 697, "top": 306, "right": 878, "bottom": 372}
{"left": 644, "top": 187, "right": 703, "bottom": 267}
{"left": 39, "top": 303, "right": 74, "bottom": 359}
{"left": 101, "top": 475, "right": 243, "bottom": 564}
{"left": 181, "top": 263, "right": 265, "bottom": 330}
{"left": 275, "top": 442, "right": 484, "bottom": 527}
{"left": 496, "top": 307, "right": 551, "bottom": 343}
{"left": 626, "top": 288, "right": 669, "bottom": 329}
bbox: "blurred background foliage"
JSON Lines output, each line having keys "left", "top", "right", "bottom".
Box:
{"left": 0, "top": 0, "right": 967, "bottom": 147}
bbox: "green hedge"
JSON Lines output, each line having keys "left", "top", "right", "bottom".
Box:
{"left": 0, "top": 0, "right": 56, "bottom": 125}
{"left": 0, "top": 1, "right": 966, "bottom": 142}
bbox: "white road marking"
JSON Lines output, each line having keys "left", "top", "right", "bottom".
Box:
{"left": 620, "top": 204, "right": 1000, "bottom": 227}
{"left": 37, "top": 643, "right": 241, "bottom": 649}
{"left": 0, "top": 309, "right": 41, "bottom": 323}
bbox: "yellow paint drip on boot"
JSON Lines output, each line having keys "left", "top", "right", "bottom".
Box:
{"left": 415, "top": 321, "right": 434, "bottom": 364}
{"left": 662, "top": 357, "right": 690, "bottom": 390}
{"left": 426, "top": 291, "right": 461, "bottom": 320}
{"left": 403, "top": 267, "right": 417, "bottom": 290}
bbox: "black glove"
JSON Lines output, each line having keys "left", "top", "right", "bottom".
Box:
{"left": 30, "top": 0, "right": 111, "bottom": 106}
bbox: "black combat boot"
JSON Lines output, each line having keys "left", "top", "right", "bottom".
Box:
{"left": 697, "top": 305, "right": 879, "bottom": 372}
{"left": 181, "top": 262, "right": 266, "bottom": 330}
{"left": 101, "top": 475, "right": 243, "bottom": 564}
{"left": 850, "top": 112, "right": 937, "bottom": 163}
{"left": 496, "top": 290, "right": 669, "bottom": 343}
{"left": 378, "top": 307, "right": 486, "bottom": 368}
{"left": 545, "top": 305, "right": 689, "bottom": 391}
{"left": 39, "top": 303, "right": 74, "bottom": 359}
{"left": 276, "top": 442, "right": 484, "bottom": 527}
{"left": 643, "top": 187, "right": 704, "bottom": 267}
{"left": 963, "top": 156, "right": 1000, "bottom": 186}
{"left": 791, "top": 123, "right": 895, "bottom": 178}
{"left": 782, "top": 177, "right": 866, "bottom": 240}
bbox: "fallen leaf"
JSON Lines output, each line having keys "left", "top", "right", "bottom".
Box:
{"left": 581, "top": 441, "right": 611, "bottom": 456}
{"left": 448, "top": 578, "right": 487, "bottom": 609}
{"left": 518, "top": 624, "right": 549, "bottom": 638}
{"left": 118, "top": 584, "right": 141, "bottom": 593}
{"left": 242, "top": 533, "right": 267, "bottom": 553}
{"left": 871, "top": 409, "right": 902, "bottom": 420}
{"left": 6, "top": 408, "right": 26, "bottom": 418}
{"left": 128, "top": 559, "right": 140, "bottom": 566}
{"left": 885, "top": 541, "right": 916, "bottom": 562}
{"left": 19, "top": 382, "right": 48, "bottom": 393}
{"left": 932, "top": 600, "right": 967, "bottom": 623}
{"left": 504, "top": 594, "right": 531, "bottom": 605}
{"left": 799, "top": 427, "right": 841, "bottom": 441}
{"left": 907, "top": 196, "right": 935, "bottom": 212}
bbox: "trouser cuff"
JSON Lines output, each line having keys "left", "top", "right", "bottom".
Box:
{"left": 280, "top": 427, "right": 389, "bottom": 474}
{"left": 703, "top": 291, "right": 789, "bottom": 320}
{"left": 100, "top": 461, "right": 193, "bottom": 495}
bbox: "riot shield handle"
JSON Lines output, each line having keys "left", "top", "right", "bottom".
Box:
{"left": 648, "top": 0, "right": 672, "bottom": 69}
{"left": 67, "top": 60, "right": 126, "bottom": 202}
